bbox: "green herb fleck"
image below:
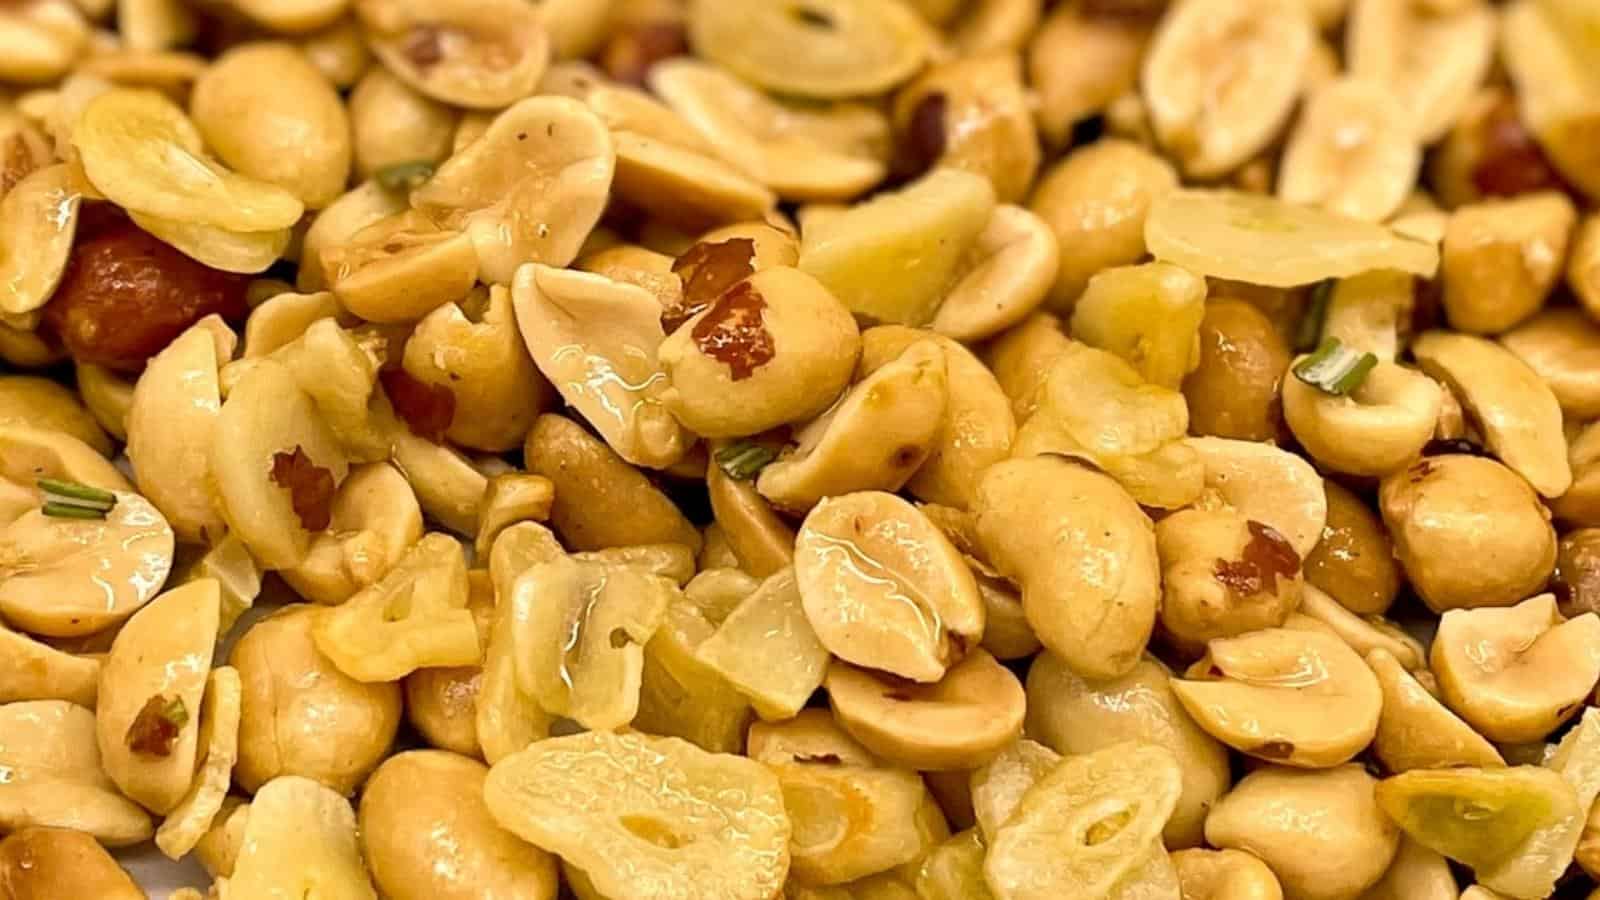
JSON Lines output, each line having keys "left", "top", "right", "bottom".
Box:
{"left": 1293, "top": 337, "right": 1378, "bottom": 396}
{"left": 715, "top": 441, "right": 777, "bottom": 481}
{"left": 375, "top": 160, "right": 437, "bottom": 192}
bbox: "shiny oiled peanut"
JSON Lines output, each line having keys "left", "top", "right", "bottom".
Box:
{"left": 1366, "top": 647, "right": 1503, "bottom": 774}
{"left": 1359, "top": 837, "right": 1458, "bottom": 900}
{"left": 1182, "top": 299, "right": 1290, "bottom": 441}
{"left": 281, "top": 462, "right": 424, "bottom": 607}
{"left": 1171, "top": 848, "right": 1284, "bottom": 900}
{"left": 1499, "top": 308, "right": 1600, "bottom": 421}
{"left": 0, "top": 826, "right": 144, "bottom": 900}
{"left": 189, "top": 42, "right": 351, "bottom": 209}
{"left": 1379, "top": 455, "right": 1556, "bottom": 612}
{"left": 1302, "top": 479, "right": 1400, "bottom": 617}
{"left": 1294, "top": 587, "right": 1424, "bottom": 671}
{"left": 1069, "top": 261, "right": 1205, "bottom": 390}
{"left": 324, "top": 210, "right": 477, "bottom": 324}
{"left": 296, "top": 180, "right": 406, "bottom": 292}
{"left": 0, "top": 374, "right": 110, "bottom": 460}
{"left": 229, "top": 605, "right": 401, "bottom": 795}
{"left": 356, "top": 0, "right": 549, "bottom": 109}
{"left": 1157, "top": 507, "right": 1302, "bottom": 654}
{"left": 927, "top": 205, "right": 1059, "bottom": 345}
{"left": 0, "top": 624, "right": 99, "bottom": 707}
{"left": 660, "top": 266, "right": 861, "bottom": 440}
{"left": 1025, "top": 653, "right": 1229, "bottom": 850}
{"left": 974, "top": 456, "right": 1158, "bottom": 680}
{"left": 359, "top": 751, "right": 557, "bottom": 900}
{"left": 1185, "top": 436, "right": 1327, "bottom": 560}
{"left": 1207, "top": 765, "right": 1399, "bottom": 900}
{"left": 1439, "top": 192, "right": 1576, "bottom": 336}
{"left": 1282, "top": 359, "right": 1442, "bottom": 478}
{"left": 1028, "top": 139, "right": 1178, "bottom": 313}
{"left": 1555, "top": 528, "right": 1600, "bottom": 619}
{"left": 795, "top": 491, "right": 983, "bottom": 683}
{"left": 1027, "top": 2, "right": 1150, "bottom": 148}
{"left": 347, "top": 66, "right": 457, "bottom": 180}
{"left": 890, "top": 53, "right": 1039, "bottom": 204}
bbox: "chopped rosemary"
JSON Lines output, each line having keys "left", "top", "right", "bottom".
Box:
{"left": 374, "top": 160, "right": 437, "bottom": 192}
{"left": 38, "top": 478, "right": 116, "bottom": 519}
{"left": 1296, "top": 279, "right": 1334, "bottom": 352}
{"left": 1293, "top": 337, "right": 1378, "bottom": 396}
{"left": 715, "top": 441, "right": 777, "bottom": 481}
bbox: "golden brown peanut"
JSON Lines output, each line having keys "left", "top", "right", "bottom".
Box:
{"left": 0, "top": 826, "right": 144, "bottom": 900}
{"left": 1439, "top": 192, "right": 1577, "bottom": 335}
{"left": 1555, "top": 528, "right": 1600, "bottom": 619}
{"left": 891, "top": 52, "right": 1039, "bottom": 204}
{"left": 1499, "top": 308, "right": 1600, "bottom": 421}
{"left": 1028, "top": 3, "right": 1150, "bottom": 148}
{"left": 1572, "top": 215, "right": 1600, "bottom": 321}
{"left": 189, "top": 42, "right": 351, "bottom": 209}
{"left": 0, "top": 374, "right": 110, "bottom": 457}
{"left": 1028, "top": 139, "right": 1178, "bottom": 313}
{"left": 229, "top": 605, "right": 401, "bottom": 795}
{"left": 1182, "top": 300, "right": 1289, "bottom": 441}
{"left": 347, "top": 66, "right": 457, "bottom": 180}
{"left": 523, "top": 414, "right": 701, "bottom": 553}
{"left": 1172, "top": 848, "right": 1284, "bottom": 900}
{"left": 1379, "top": 455, "right": 1556, "bottom": 612}
{"left": 360, "top": 751, "right": 558, "bottom": 900}
{"left": 1156, "top": 507, "right": 1303, "bottom": 654}
{"left": 1281, "top": 359, "right": 1442, "bottom": 479}
{"left": 1302, "top": 480, "right": 1400, "bottom": 617}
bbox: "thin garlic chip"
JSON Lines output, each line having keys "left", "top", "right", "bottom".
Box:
{"left": 96, "top": 578, "right": 219, "bottom": 815}
{"left": 1146, "top": 190, "right": 1439, "bottom": 288}
{"left": 126, "top": 316, "right": 234, "bottom": 544}
{"left": 220, "top": 775, "right": 377, "bottom": 900}
{"left": 756, "top": 340, "right": 948, "bottom": 513}
{"left": 0, "top": 164, "right": 79, "bottom": 319}
{"left": 635, "top": 579, "right": 756, "bottom": 754}
{"left": 0, "top": 700, "right": 154, "bottom": 846}
{"left": 155, "top": 665, "right": 241, "bottom": 860}
{"left": 211, "top": 358, "right": 350, "bottom": 570}
{"left": 685, "top": 0, "right": 932, "bottom": 100}
{"left": 1480, "top": 709, "right": 1600, "bottom": 899}
{"left": 795, "top": 491, "right": 985, "bottom": 683}
{"left": 311, "top": 532, "right": 480, "bottom": 683}
{"left": 1173, "top": 627, "right": 1382, "bottom": 767}
{"left": 484, "top": 731, "right": 791, "bottom": 900}
{"left": 1432, "top": 594, "right": 1600, "bottom": 744}
{"left": 694, "top": 567, "right": 829, "bottom": 722}
{"left": 0, "top": 489, "right": 173, "bottom": 638}
{"left": 356, "top": 0, "right": 548, "bottom": 109}
{"left": 1141, "top": 0, "right": 1315, "bottom": 178}
{"left": 72, "top": 88, "right": 304, "bottom": 232}
{"left": 1412, "top": 331, "right": 1571, "bottom": 498}
{"left": 764, "top": 760, "right": 931, "bottom": 886}
{"left": 650, "top": 59, "right": 890, "bottom": 202}
{"left": 512, "top": 265, "right": 688, "bottom": 470}
{"left": 412, "top": 96, "right": 614, "bottom": 285}
{"left": 127, "top": 212, "right": 292, "bottom": 275}
{"left": 508, "top": 553, "right": 674, "bottom": 730}
{"left": 1346, "top": 0, "right": 1496, "bottom": 144}
{"left": 983, "top": 743, "right": 1181, "bottom": 900}
{"left": 1278, "top": 77, "right": 1422, "bottom": 223}
{"left": 971, "top": 738, "right": 1062, "bottom": 843}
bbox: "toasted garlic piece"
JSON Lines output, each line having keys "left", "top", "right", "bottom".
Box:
{"left": 984, "top": 312, "right": 1073, "bottom": 422}
{"left": 1411, "top": 332, "right": 1570, "bottom": 497}
{"left": 0, "top": 489, "right": 173, "bottom": 638}
{"left": 222, "top": 775, "right": 376, "bottom": 899}
{"left": 1367, "top": 647, "right": 1503, "bottom": 773}
{"left": 0, "top": 624, "right": 100, "bottom": 707}
{"left": 1431, "top": 594, "right": 1600, "bottom": 743}
{"left": 1380, "top": 455, "right": 1557, "bottom": 612}
{"left": 983, "top": 743, "right": 1182, "bottom": 900}
{"left": 891, "top": 53, "right": 1040, "bottom": 204}
{"left": 796, "top": 492, "right": 983, "bottom": 683}
{"left": 0, "top": 700, "right": 153, "bottom": 846}
{"left": 0, "top": 164, "right": 78, "bottom": 321}
{"left": 403, "top": 286, "right": 553, "bottom": 453}
{"left": 635, "top": 575, "right": 756, "bottom": 754}
{"left": 975, "top": 456, "right": 1157, "bottom": 680}
{"left": 1477, "top": 708, "right": 1600, "bottom": 899}
{"left": 1171, "top": 848, "right": 1285, "bottom": 900}
{"left": 856, "top": 327, "right": 1015, "bottom": 511}
{"left": 96, "top": 578, "right": 219, "bottom": 815}
{"left": 0, "top": 375, "right": 111, "bottom": 458}
{"left": 1208, "top": 765, "right": 1399, "bottom": 900}
{"left": 413, "top": 97, "right": 614, "bottom": 285}
{"left": 507, "top": 554, "right": 674, "bottom": 730}
{"left": 826, "top": 649, "right": 1024, "bottom": 772}
{"left": 211, "top": 358, "right": 349, "bottom": 570}
{"left": 72, "top": 88, "right": 304, "bottom": 233}
{"left": 356, "top": 0, "right": 547, "bottom": 109}
{"left": 650, "top": 59, "right": 890, "bottom": 203}
{"left": 1439, "top": 192, "right": 1577, "bottom": 336}
{"left": 1025, "top": 653, "right": 1227, "bottom": 849}
{"left": 1069, "top": 261, "right": 1206, "bottom": 390}
{"left": 970, "top": 738, "right": 1060, "bottom": 843}
{"left": 1277, "top": 77, "right": 1420, "bottom": 223}
{"left": 1155, "top": 507, "right": 1303, "bottom": 655}
{"left": 1499, "top": 0, "right": 1600, "bottom": 203}
{"left": 1282, "top": 359, "right": 1442, "bottom": 478}
{"left": 1500, "top": 309, "right": 1600, "bottom": 421}
{"left": 155, "top": 665, "right": 242, "bottom": 860}
{"left": 127, "top": 316, "right": 234, "bottom": 545}
{"left": 757, "top": 341, "right": 947, "bottom": 513}
{"left": 798, "top": 167, "right": 996, "bottom": 327}
{"left": 1174, "top": 627, "right": 1382, "bottom": 768}
{"left": 929, "top": 205, "right": 1059, "bottom": 345}
{"left": 324, "top": 210, "right": 477, "bottom": 323}
{"left": 513, "top": 266, "right": 687, "bottom": 469}
{"left": 1346, "top": 0, "right": 1495, "bottom": 144}
{"left": 1141, "top": 0, "right": 1314, "bottom": 178}
{"left": 189, "top": 42, "right": 351, "bottom": 209}
{"left": 484, "top": 731, "right": 790, "bottom": 900}
{"left": 692, "top": 567, "right": 826, "bottom": 722}
{"left": 685, "top": 0, "right": 931, "bottom": 100}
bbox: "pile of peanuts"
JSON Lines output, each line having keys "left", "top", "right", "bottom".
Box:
{"left": 2, "top": 0, "right": 1600, "bottom": 898}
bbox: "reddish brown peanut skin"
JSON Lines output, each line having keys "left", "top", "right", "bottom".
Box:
{"left": 43, "top": 211, "right": 249, "bottom": 372}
